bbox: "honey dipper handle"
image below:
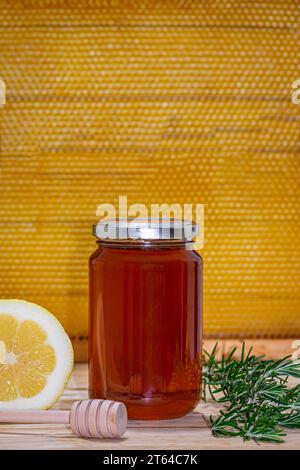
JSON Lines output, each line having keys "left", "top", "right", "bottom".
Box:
{"left": 0, "top": 409, "right": 69, "bottom": 424}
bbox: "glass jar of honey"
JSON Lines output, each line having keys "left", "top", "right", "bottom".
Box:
{"left": 89, "top": 219, "right": 202, "bottom": 420}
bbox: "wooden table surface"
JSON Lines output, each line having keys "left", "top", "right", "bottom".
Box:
{"left": 1, "top": 364, "right": 299, "bottom": 450}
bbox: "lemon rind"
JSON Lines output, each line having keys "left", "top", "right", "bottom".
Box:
{"left": 0, "top": 299, "right": 74, "bottom": 409}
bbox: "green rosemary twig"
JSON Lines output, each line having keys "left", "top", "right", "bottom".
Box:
{"left": 202, "top": 343, "right": 300, "bottom": 443}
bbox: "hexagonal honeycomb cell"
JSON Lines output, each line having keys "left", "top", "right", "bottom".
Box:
{"left": 0, "top": 1, "right": 299, "bottom": 339}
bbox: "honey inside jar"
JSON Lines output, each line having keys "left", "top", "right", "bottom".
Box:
{"left": 89, "top": 219, "right": 202, "bottom": 420}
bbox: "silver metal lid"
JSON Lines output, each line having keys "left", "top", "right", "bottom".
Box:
{"left": 93, "top": 219, "right": 198, "bottom": 242}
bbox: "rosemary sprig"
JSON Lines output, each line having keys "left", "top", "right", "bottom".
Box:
{"left": 202, "top": 343, "right": 300, "bottom": 443}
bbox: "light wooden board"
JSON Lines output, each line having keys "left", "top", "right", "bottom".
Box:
{"left": 1, "top": 1, "right": 300, "bottom": 340}
{"left": 0, "top": 364, "right": 299, "bottom": 450}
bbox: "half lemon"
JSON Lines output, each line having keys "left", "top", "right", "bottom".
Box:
{"left": 0, "top": 299, "right": 73, "bottom": 409}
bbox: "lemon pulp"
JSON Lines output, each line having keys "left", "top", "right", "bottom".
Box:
{"left": 0, "top": 300, "right": 73, "bottom": 409}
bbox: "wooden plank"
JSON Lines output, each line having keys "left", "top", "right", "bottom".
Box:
{"left": 0, "top": 363, "right": 299, "bottom": 450}
{"left": 71, "top": 338, "right": 89, "bottom": 363}
{"left": 72, "top": 338, "right": 300, "bottom": 362}
{"left": 0, "top": 1, "right": 300, "bottom": 342}
{"left": 222, "top": 339, "right": 300, "bottom": 360}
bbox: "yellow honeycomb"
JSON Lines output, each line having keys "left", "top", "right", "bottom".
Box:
{"left": 0, "top": 1, "right": 299, "bottom": 339}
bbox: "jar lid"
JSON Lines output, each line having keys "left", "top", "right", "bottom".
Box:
{"left": 93, "top": 219, "right": 198, "bottom": 242}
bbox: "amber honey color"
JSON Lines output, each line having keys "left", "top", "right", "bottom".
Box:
{"left": 89, "top": 241, "right": 202, "bottom": 420}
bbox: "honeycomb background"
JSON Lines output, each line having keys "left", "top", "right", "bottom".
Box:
{"left": 0, "top": 0, "right": 299, "bottom": 340}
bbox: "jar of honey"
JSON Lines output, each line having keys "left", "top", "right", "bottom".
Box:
{"left": 89, "top": 219, "right": 202, "bottom": 420}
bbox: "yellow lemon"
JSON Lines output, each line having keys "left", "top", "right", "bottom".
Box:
{"left": 0, "top": 299, "right": 73, "bottom": 409}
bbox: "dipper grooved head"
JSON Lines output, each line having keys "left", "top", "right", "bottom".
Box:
{"left": 70, "top": 399, "right": 127, "bottom": 439}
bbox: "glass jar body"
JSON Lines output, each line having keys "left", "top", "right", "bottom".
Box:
{"left": 89, "top": 242, "right": 202, "bottom": 420}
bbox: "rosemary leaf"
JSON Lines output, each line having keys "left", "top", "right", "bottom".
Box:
{"left": 202, "top": 343, "right": 300, "bottom": 443}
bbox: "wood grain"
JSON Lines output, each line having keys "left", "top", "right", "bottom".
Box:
{"left": 0, "top": 363, "right": 299, "bottom": 450}
{"left": 72, "top": 338, "right": 300, "bottom": 362}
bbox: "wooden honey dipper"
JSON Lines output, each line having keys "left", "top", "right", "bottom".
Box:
{"left": 0, "top": 399, "right": 127, "bottom": 439}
